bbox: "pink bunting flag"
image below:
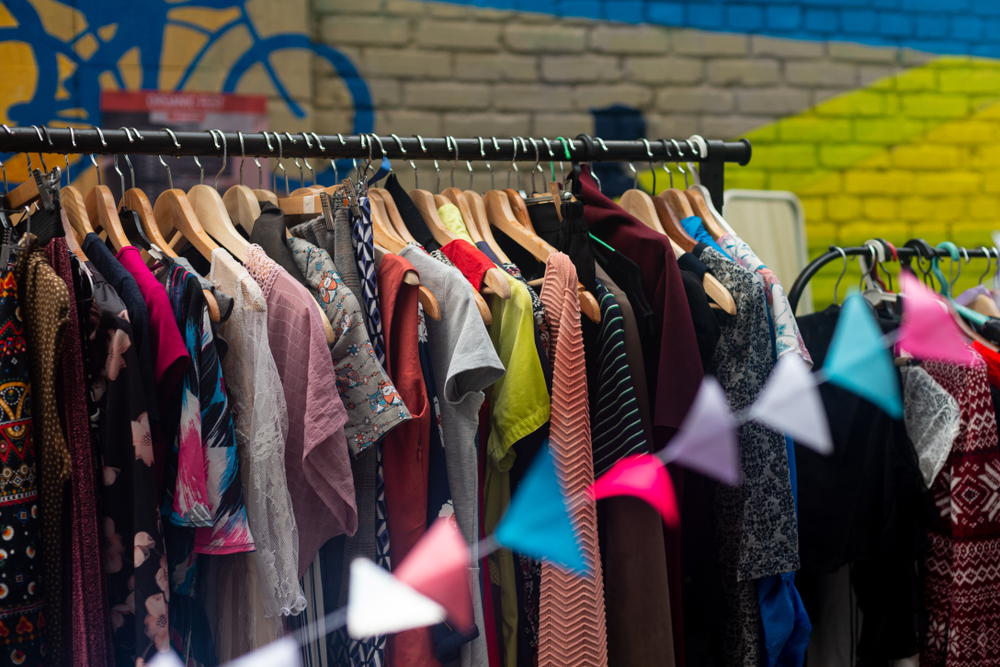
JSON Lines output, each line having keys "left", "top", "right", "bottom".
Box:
{"left": 898, "top": 271, "right": 975, "bottom": 365}
{"left": 393, "top": 517, "right": 475, "bottom": 633}
{"left": 590, "top": 454, "right": 679, "bottom": 526}
{"left": 657, "top": 376, "right": 740, "bottom": 486}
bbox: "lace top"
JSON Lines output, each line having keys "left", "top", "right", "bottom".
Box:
{"left": 210, "top": 249, "right": 306, "bottom": 618}
{"left": 900, "top": 366, "right": 959, "bottom": 488}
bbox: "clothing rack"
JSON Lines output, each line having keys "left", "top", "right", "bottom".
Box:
{"left": 787, "top": 242, "right": 997, "bottom": 313}
{"left": 0, "top": 127, "right": 752, "bottom": 210}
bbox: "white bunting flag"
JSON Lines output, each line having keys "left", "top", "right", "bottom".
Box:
{"left": 225, "top": 637, "right": 302, "bottom": 667}
{"left": 658, "top": 376, "right": 741, "bottom": 486}
{"left": 748, "top": 354, "right": 833, "bottom": 455}
{"left": 147, "top": 650, "right": 185, "bottom": 667}
{"left": 347, "top": 558, "right": 447, "bottom": 639}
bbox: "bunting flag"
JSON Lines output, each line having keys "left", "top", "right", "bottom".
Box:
{"left": 347, "top": 558, "right": 447, "bottom": 639}
{"left": 224, "top": 638, "right": 302, "bottom": 667}
{"left": 394, "top": 517, "right": 475, "bottom": 632}
{"left": 495, "top": 444, "right": 587, "bottom": 574}
{"left": 823, "top": 294, "right": 903, "bottom": 419}
{"left": 748, "top": 354, "right": 833, "bottom": 455}
{"left": 148, "top": 650, "right": 184, "bottom": 667}
{"left": 590, "top": 454, "right": 679, "bottom": 526}
{"left": 897, "top": 271, "right": 975, "bottom": 366}
{"left": 657, "top": 376, "right": 741, "bottom": 486}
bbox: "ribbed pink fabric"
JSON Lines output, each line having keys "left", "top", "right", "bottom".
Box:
{"left": 537, "top": 253, "right": 609, "bottom": 667}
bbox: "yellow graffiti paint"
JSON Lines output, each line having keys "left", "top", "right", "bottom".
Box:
{"left": 158, "top": 24, "right": 209, "bottom": 90}
{"left": 118, "top": 46, "right": 142, "bottom": 90}
{"left": 0, "top": 41, "right": 36, "bottom": 125}
{"left": 55, "top": 51, "right": 74, "bottom": 100}
{"left": 166, "top": 6, "right": 242, "bottom": 32}
{"left": 26, "top": 0, "right": 86, "bottom": 42}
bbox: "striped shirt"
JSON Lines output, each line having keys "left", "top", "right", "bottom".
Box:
{"left": 590, "top": 278, "right": 647, "bottom": 477}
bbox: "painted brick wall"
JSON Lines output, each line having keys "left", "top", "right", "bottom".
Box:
{"left": 312, "top": 0, "right": 923, "bottom": 191}
{"left": 311, "top": 1, "right": 1000, "bottom": 306}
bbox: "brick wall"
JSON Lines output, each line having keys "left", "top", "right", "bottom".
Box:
{"left": 311, "top": 1, "right": 1000, "bottom": 306}
{"left": 311, "top": 0, "right": 924, "bottom": 194}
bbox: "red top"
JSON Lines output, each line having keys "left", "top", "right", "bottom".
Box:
{"left": 377, "top": 253, "right": 437, "bottom": 667}
{"left": 974, "top": 341, "right": 1000, "bottom": 388}
{"left": 440, "top": 239, "right": 496, "bottom": 291}
{"left": 117, "top": 246, "right": 190, "bottom": 497}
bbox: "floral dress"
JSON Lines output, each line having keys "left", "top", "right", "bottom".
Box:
{"left": 84, "top": 265, "right": 169, "bottom": 667}
{"left": 0, "top": 260, "right": 45, "bottom": 666}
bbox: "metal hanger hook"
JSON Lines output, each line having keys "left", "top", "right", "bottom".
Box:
{"left": 159, "top": 155, "right": 173, "bottom": 190}
{"left": 301, "top": 132, "right": 315, "bottom": 186}
{"left": 507, "top": 137, "right": 518, "bottom": 189}
{"left": 447, "top": 136, "right": 459, "bottom": 189}
{"left": 29, "top": 125, "right": 47, "bottom": 173}
{"left": 833, "top": 246, "right": 849, "bottom": 305}
{"left": 0, "top": 158, "right": 7, "bottom": 195}
{"left": 113, "top": 154, "right": 125, "bottom": 196}
{"left": 193, "top": 156, "right": 204, "bottom": 185}
{"left": 642, "top": 138, "right": 655, "bottom": 193}
{"left": 273, "top": 132, "right": 288, "bottom": 194}
{"left": 90, "top": 154, "right": 102, "bottom": 186}
{"left": 671, "top": 139, "right": 689, "bottom": 187}
{"left": 660, "top": 139, "right": 674, "bottom": 190}
{"left": 237, "top": 131, "right": 246, "bottom": 185}
{"left": 123, "top": 153, "right": 135, "bottom": 191}
{"left": 210, "top": 129, "right": 227, "bottom": 189}
{"left": 628, "top": 162, "right": 638, "bottom": 190}
{"left": 979, "top": 247, "right": 993, "bottom": 286}
{"left": 163, "top": 128, "right": 180, "bottom": 149}
{"left": 531, "top": 137, "right": 546, "bottom": 192}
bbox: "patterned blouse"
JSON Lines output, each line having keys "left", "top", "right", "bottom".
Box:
{"left": 716, "top": 233, "right": 813, "bottom": 367}
{"left": 287, "top": 236, "right": 411, "bottom": 454}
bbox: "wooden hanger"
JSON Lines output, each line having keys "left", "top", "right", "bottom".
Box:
{"left": 188, "top": 184, "right": 249, "bottom": 262}
{"left": 620, "top": 189, "right": 664, "bottom": 234}
{"left": 410, "top": 188, "right": 511, "bottom": 300}
{"left": 223, "top": 184, "right": 262, "bottom": 237}
{"left": 254, "top": 188, "right": 278, "bottom": 206}
{"left": 619, "top": 190, "right": 736, "bottom": 316}
{"left": 60, "top": 185, "right": 94, "bottom": 244}
{"left": 368, "top": 186, "right": 418, "bottom": 244}
{"left": 484, "top": 190, "right": 601, "bottom": 322}
{"left": 123, "top": 188, "right": 175, "bottom": 258}
{"left": 684, "top": 188, "right": 727, "bottom": 240}
{"left": 366, "top": 190, "right": 408, "bottom": 254}
{"left": 503, "top": 188, "right": 536, "bottom": 233}
{"left": 463, "top": 189, "right": 511, "bottom": 264}
{"left": 85, "top": 185, "right": 130, "bottom": 251}
{"left": 654, "top": 189, "right": 698, "bottom": 252}
{"left": 154, "top": 189, "right": 220, "bottom": 261}
{"left": 58, "top": 187, "right": 89, "bottom": 261}
{"left": 368, "top": 191, "right": 443, "bottom": 321}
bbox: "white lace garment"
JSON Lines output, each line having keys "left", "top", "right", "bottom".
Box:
{"left": 901, "top": 365, "right": 960, "bottom": 488}
{"left": 206, "top": 249, "right": 306, "bottom": 656}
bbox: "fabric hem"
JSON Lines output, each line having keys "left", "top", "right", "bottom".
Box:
{"left": 488, "top": 402, "right": 551, "bottom": 472}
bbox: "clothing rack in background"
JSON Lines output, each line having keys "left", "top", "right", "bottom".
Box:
{"left": 0, "top": 128, "right": 752, "bottom": 210}
{"left": 787, "top": 242, "right": 997, "bottom": 312}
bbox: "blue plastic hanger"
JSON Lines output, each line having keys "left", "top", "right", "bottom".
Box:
{"left": 932, "top": 241, "right": 989, "bottom": 325}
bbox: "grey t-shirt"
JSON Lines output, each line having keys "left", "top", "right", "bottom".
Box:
{"left": 399, "top": 244, "right": 506, "bottom": 667}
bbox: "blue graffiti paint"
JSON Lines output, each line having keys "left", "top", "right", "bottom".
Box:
{"left": 437, "top": 0, "right": 1000, "bottom": 59}
{"left": 0, "top": 0, "right": 372, "bottom": 185}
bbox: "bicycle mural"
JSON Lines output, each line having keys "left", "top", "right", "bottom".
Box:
{"left": 0, "top": 0, "right": 372, "bottom": 185}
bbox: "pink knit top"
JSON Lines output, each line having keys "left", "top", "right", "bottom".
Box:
{"left": 537, "top": 252, "right": 609, "bottom": 667}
